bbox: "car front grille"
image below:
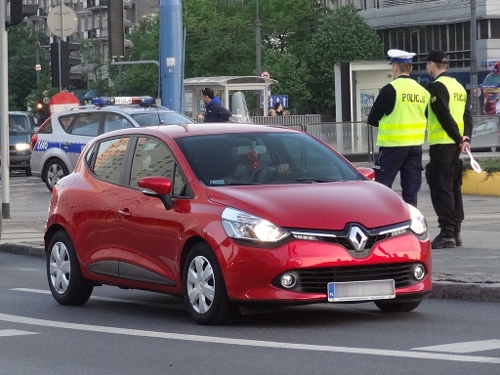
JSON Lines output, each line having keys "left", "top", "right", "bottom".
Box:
{"left": 277, "top": 263, "right": 422, "bottom": 293}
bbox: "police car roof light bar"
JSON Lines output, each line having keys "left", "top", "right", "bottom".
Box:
{"left": 92, "top": 96, "right": 155, "bottom": 107}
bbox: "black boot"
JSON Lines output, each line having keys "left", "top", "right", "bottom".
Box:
{"left": 454, "top": 225, "right": 462, "bottom": 247}
{"left": 432, "top": 232, "right": 456, "bottom": 249}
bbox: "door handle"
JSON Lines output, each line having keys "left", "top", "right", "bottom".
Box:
{"left": 118, "top": 209, "right": 131, "bottom": 218}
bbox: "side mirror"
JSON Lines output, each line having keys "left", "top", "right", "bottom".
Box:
{"left": 138, "top": 176, "right": 174, "bottom": 210}
{"left": 357, "top": 167, "right": 375, "bottom": 181}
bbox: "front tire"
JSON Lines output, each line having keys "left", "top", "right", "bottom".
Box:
{"left": 47, "top": 230, "right": 94, "bottom": 306}
{"left": 44, "top": 159, "right": 69, "bottom": 191}
{"left": 183, "top": 243, "right": 239, "bottom": 325}
{"left": 374, "top": 298, "right": 422, "bottom": 312}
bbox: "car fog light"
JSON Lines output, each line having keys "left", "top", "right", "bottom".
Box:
{"left": 414, "top": 265, "right": 425, "bottom": 280}
{"left": 281, "top": 273, "right": 297, "bottom": 288}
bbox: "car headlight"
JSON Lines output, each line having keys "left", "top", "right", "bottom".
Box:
{"left": 407, "top": 204, "right": 427, "bottom": 236}
{"left": 15, "top": 143, "right": 30, "bottom": 151}
{"left": 222, "top": 207, "right": 290, "bottom": 242}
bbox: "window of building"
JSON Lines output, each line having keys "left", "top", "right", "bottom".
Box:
{"left": 492, "top": 19, "right": 500, "bottom": 39}
{"left": 479, "top": 19, "right": 488, "bottom": 39}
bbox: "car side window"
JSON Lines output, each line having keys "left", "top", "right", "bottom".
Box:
{"left": 70, "top": 113, "right": 102, "bottom": 136}
{"left": 92, "top": 137, "right": 130, "bottom": 184}
{"left": 103, "top": 113, "right": 135, "bottom": 133}
{"left": 130, "top": 137, "right": 187, "bottom": 196}
{"left": 38, "top": 120, "right": 53, "bottom": 134}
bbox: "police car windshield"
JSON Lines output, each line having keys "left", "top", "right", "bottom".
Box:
{"left": 131, "top": 112, "right": 193, "bottom": 126}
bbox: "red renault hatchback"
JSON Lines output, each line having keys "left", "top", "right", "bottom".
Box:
{"left": 45, "top": 123, "right": 431, "bottom": 325}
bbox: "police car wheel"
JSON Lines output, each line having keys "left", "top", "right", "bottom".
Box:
{"left": 44, "top": 159, "right": 69, "bottom": 192}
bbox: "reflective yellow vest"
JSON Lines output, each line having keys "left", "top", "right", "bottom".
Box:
{"left": 377, "top": 78, "right": 429, "bottom": 147}
{"left": 427, "top": 76, "right": 466, "bottom": 145}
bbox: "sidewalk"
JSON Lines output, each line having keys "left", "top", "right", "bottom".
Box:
{"left": 1, "top": 165, "right": 500, "bottom": 303}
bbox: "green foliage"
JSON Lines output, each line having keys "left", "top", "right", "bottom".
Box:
{"left": 308, "top": 4, "right": 384, "bottom": 114}
{"left": 7, "top": 26, "right": 51, "bottom": 111}
{"left": 6, "top": 1, "right": 384, "bottom": 116}
{"left": 121, "top": 16, "right": 161, "bottom": 97}
{"left": 463, "top": 157, "right": 500, "bottom": 180}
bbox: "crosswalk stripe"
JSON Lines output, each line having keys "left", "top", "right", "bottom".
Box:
{"left": 0, "top": 329, "right": 38, "bottom": 337}
{"left": 413, "top": 340, "right": 500, "bottom": 353}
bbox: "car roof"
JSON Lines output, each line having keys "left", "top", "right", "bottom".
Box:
{"left": 94, "top": 123, "right": 300, "bottom": 140}
{"left": 53, "top": 104, "right": 179, "bottom": 117}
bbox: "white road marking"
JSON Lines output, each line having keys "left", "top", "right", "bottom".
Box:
{"left": 413, "top": 340, "right": 500, "bottom": 353}
{"left": 0, "top": 313, "right": 499, "bottom": 364}
{"left": 11, "top": 288, "right": 183, "bottom": 310}
{"left": 0, "top": 329, "right": 38, "bottom": 337}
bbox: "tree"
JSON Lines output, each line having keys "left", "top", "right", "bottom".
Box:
{"left": 77, "top": 39, "right": 115, "bottom": 96}
{"left": 7, "top": 26, "right": 51, "bottom": 111}
{"left": 121, "top": 15, "right": 161, "bottom": 97}
{"left": 308, "top": 4, "right": 384, "bottom": 114}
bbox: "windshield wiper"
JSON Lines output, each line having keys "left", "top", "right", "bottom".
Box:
{"left": 294, "top": 178, "right": 335, "bottom": 183}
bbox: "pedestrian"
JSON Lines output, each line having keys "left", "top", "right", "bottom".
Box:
{"left": 367, "top": 49, "right": 430, "bottom": 207}
{"left": 283, "top": 110, "right": 291, "bottom": 116}
{"left": 201, "top": 87, "right": 233, "bottom": 122}
{"left": 268, "top": 108, "right": 276, "bottom": 116}
{"left": 424, "top": 50, "right": 473, "bottom": 249}
{"left": 274, "top": 102, "right": 283, "bottom": 116}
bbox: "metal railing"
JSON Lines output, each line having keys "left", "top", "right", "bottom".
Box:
{"left": 190, "top": 115, "right": 491, "bottom": 162}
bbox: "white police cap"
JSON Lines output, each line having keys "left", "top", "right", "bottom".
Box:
{"left": 388, "top": 49, "right": 415, "bottom": 64}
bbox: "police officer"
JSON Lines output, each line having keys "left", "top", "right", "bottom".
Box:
{"left": 367, "top": 49, "right": 430, "bottom": 207}
{"left": 425, "top": 50, "right": 472, "bottom": 249}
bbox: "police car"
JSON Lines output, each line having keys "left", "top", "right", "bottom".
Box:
{"left": 30, "top": 96, "right": 194, "bottom": 191}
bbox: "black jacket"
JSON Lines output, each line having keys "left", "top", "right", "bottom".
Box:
{"left": 204, "top": 96, "right": 232, "bottom": 123}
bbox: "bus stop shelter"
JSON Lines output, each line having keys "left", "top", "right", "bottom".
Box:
{"left": 183, "top": 76, "right": 277, "bottom": 118}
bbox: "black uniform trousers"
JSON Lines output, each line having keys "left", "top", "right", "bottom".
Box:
{"left": 425, "top": 144, "right": 464, "bottom": 237}
{"left": 373, "top": 145, "right": 423, "bottom": 207}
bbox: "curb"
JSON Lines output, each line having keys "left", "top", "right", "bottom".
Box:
{"left": 0, "top": 242, "right": 45, "bottom": 258}
{"left": 3, "top": 242, "right": 500, "bottom": 303}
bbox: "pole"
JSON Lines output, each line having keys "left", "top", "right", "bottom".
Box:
{"left": 58, "top": 2, "right": 65, "bottom": 91}
{"left": 36, "top": 43, "right": 40, "bottom": 94}
{"left": 0, "top": 0, "right": 11, "bottom": 219}
{"left": 470, "top": 0, "right": 479, "bottom": 115}
{"left": 255, "top": 0, "right": 261, "bottom": 75}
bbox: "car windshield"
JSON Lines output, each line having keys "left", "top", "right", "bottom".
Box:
{"left": 176, "top": 132, "right": 363, "bottom": 186}
{"left": 8, "top": 114, "right": 30, "bottom": 134}
{"left": 131, "top": 111, "right": 193, "bottom": 126}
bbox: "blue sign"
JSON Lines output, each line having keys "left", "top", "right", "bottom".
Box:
{"left": 268, "top": 95, "right": 289, "bottom": 108}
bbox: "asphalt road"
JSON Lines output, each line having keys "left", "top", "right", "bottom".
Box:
{"left": 1, "top": 251, "right": 500, "bottom": 375}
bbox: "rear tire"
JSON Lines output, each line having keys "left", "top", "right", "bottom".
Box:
{"left": 374, "top": 298, "right": 422, "bottom": 312}
{"left": 47, "top": 230, "right": 94, "bottom": 306}
{"left": 44, "top": 159, "right": 69, "bottom": 191}
{"left": 183, "top": 243, "right": 239, "bottom": 325}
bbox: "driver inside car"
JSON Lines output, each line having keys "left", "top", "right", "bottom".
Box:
{"left": 224, "top": 146, "right": 289, "bottom": 184}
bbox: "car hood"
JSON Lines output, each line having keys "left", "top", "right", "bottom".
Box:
{"left": 206, "top": 181, "right": 411, "bottom": 230}
{"left": 9, "top": 133, "right": 31, "bottom": 144}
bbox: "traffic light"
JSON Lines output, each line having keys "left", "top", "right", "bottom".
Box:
{"left": 36, "top": 97, "right": 49, "bottom": 126}
{"left": 6, "top": 0, "right": 24, "bottom": 27}
{"left": 51, "top": 41, "right": 70, "bottom": 89}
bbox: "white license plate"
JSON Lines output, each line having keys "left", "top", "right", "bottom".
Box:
{"left": 327, "top": 279, "right": 395, "bottom": 302}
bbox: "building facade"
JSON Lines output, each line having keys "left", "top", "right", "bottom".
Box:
{"left": 330, "top": 0, "right": 500, "bottom": 80}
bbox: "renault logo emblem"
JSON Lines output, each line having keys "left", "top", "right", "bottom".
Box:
{"left": 348, "top": 226, "right": 368, "bottom": 252}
